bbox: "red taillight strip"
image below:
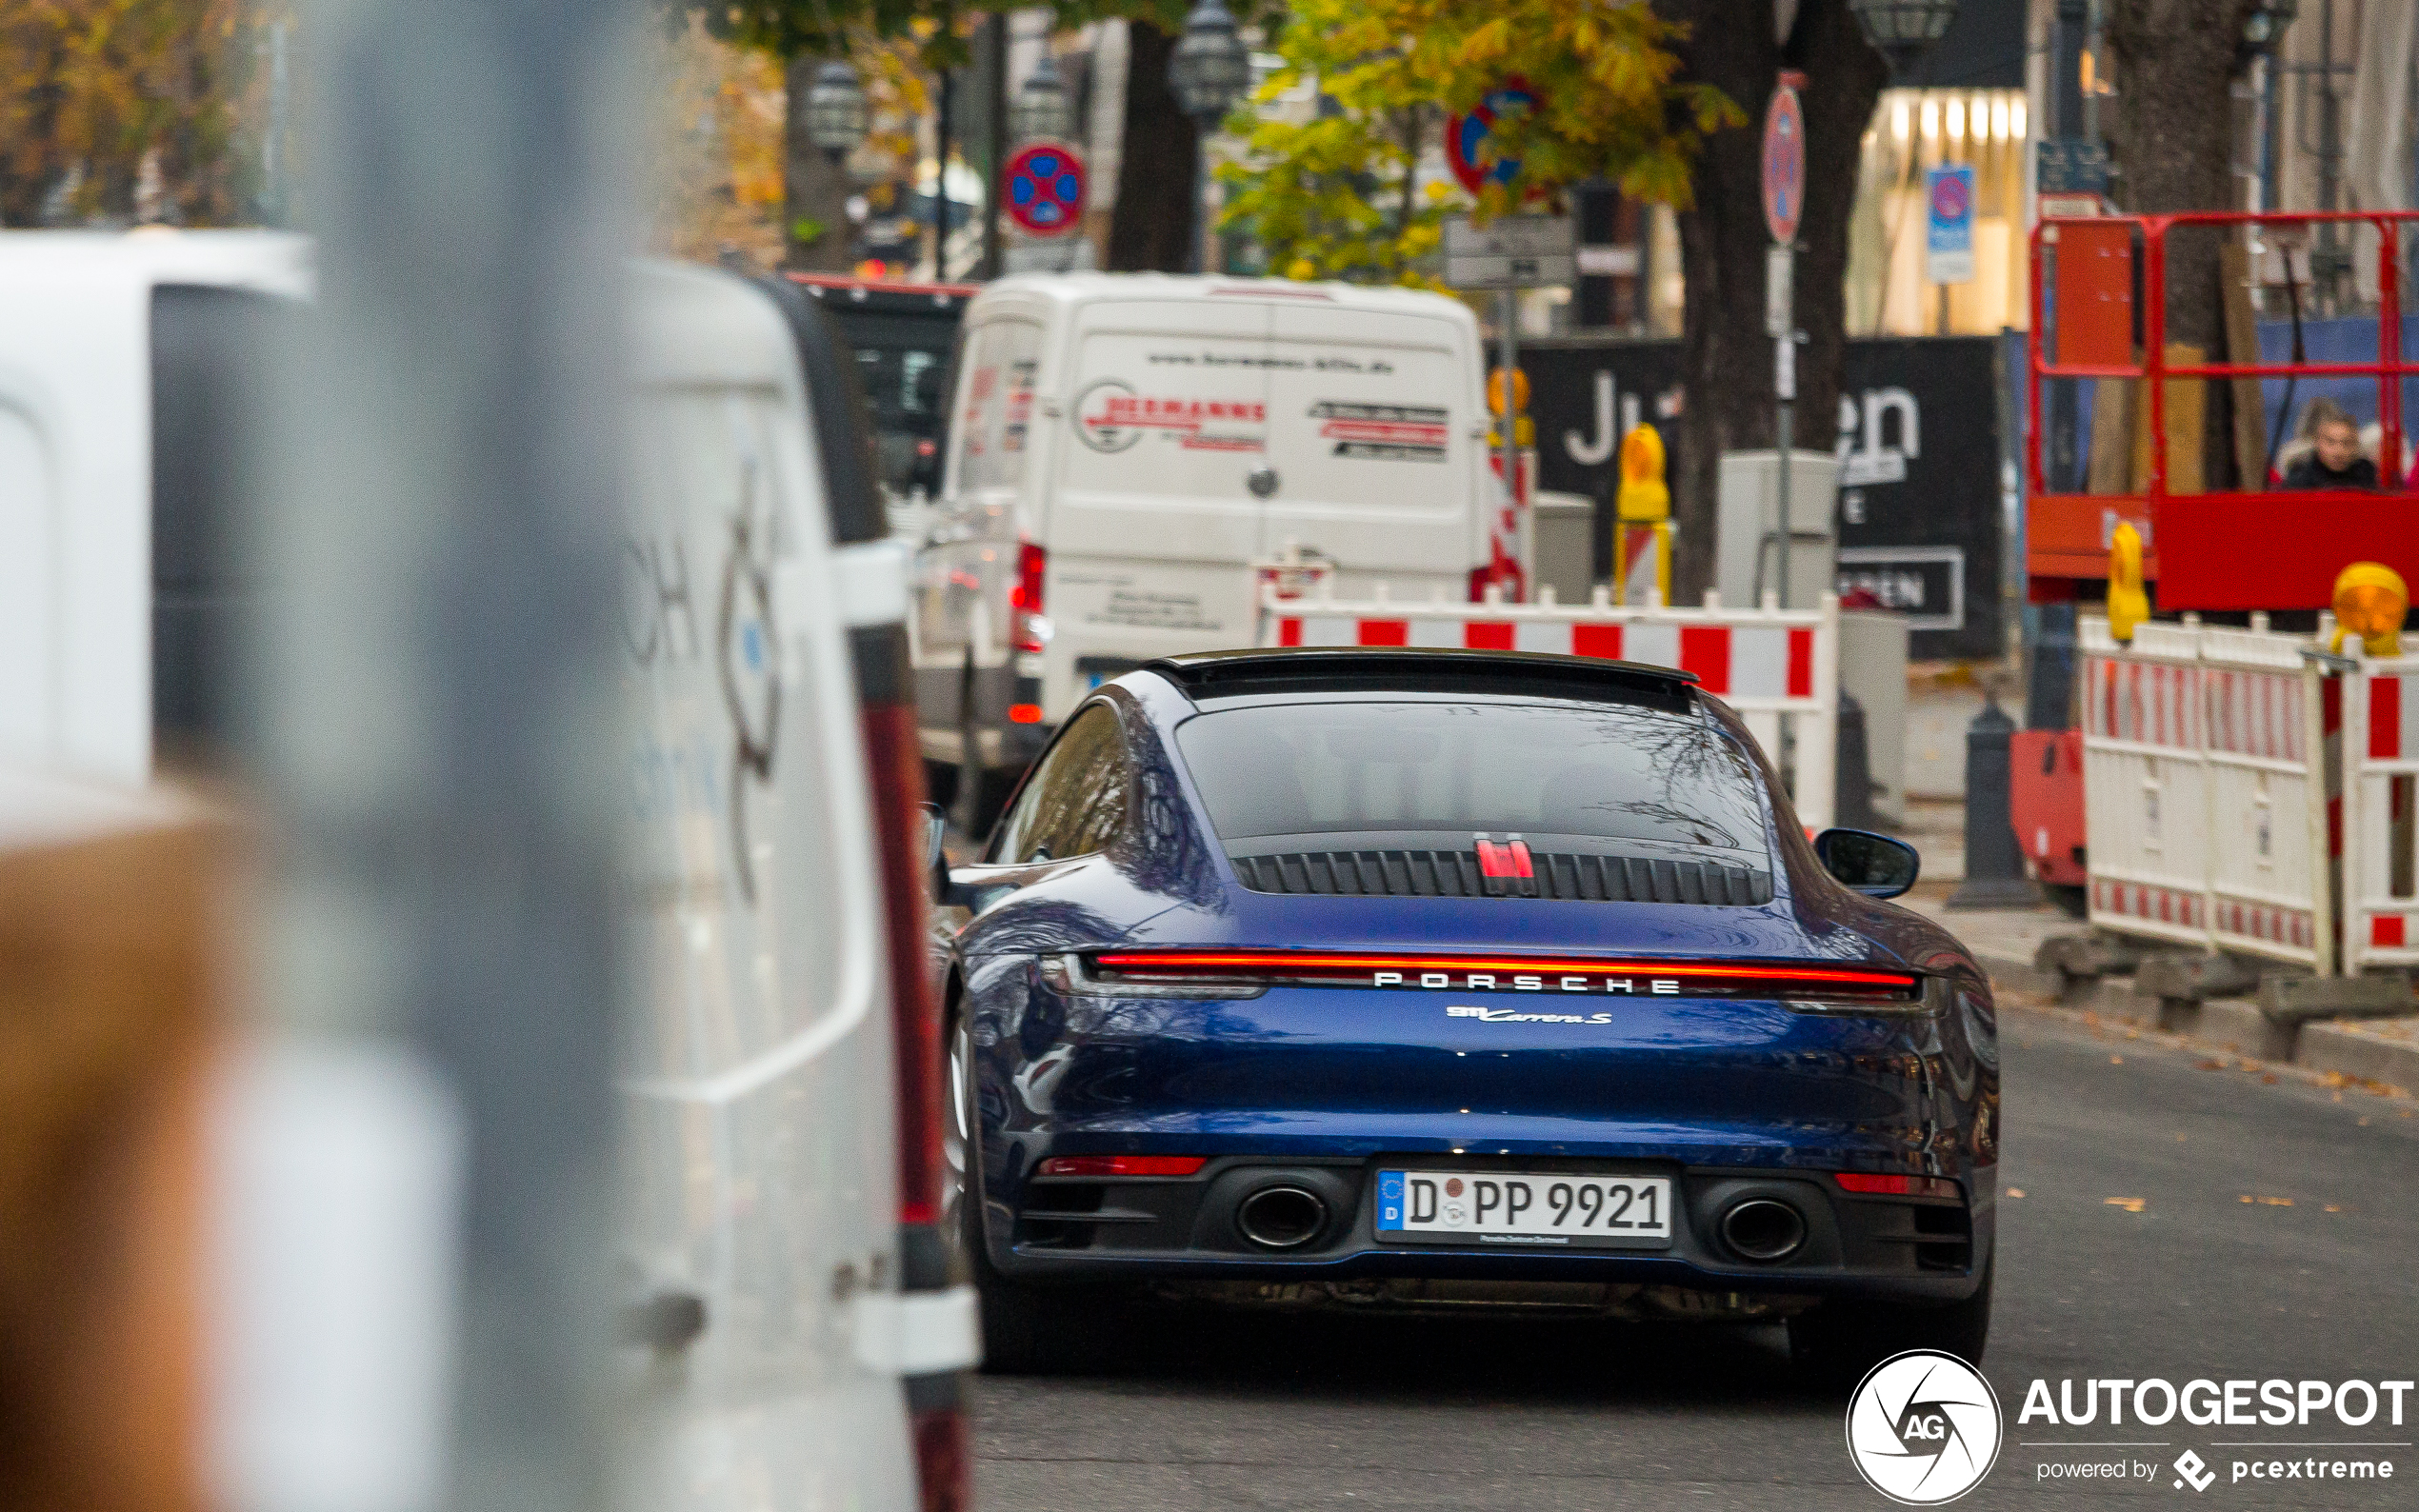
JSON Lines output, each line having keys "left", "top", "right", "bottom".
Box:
{"left": 1834, "top": 1172, "right": 1961, "bottom": 1199}
{"left": 1089, "top": 949, "right": 1917, "bottom": 992}
{"left": 1038, "top": 1155, "right": 1210, "bottom": 1178}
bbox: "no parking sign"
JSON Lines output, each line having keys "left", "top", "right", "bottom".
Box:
{"left": 1926, "top": 164, "right": 1976, "bottom": 285}
{"left": 1003, "top": 143, "right": 1086, "bottom": 238}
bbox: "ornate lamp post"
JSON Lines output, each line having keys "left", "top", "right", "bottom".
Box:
{"left": 1010, "top": 50, "right": 1076, "bottom": 145}
{"left": 1166, "top": 0, "right": 1251, "bottom": 273}
{"left": 1844, "top": 0, "right": 1961, "bottom": 78}
{"left": 805, "top": 59, "right": 870, "bottom": 160}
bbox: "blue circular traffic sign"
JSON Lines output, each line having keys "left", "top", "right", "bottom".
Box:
{"left": 1003, "top": 142, "right": 1086, "bottom": 237}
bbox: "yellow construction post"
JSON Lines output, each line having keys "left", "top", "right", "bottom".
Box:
{"left": 1614, "top": 424, "right": 1671, "bottom": 607}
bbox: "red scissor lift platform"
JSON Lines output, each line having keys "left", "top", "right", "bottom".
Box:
{"left": 2019, "top": 210, "right": 2419, "bottom": 889}
{"left": 2028, "top": 209, "right": 2419, "bottom": 606}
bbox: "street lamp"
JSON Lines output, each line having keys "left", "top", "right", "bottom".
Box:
{"left": 805, "top": 59, "right": 870, "bottom": 159}
{"left": 1010, "top": 50, "right": 1076, "bottom": 145}
{"left": 1846, "top": 0, "right": 1960, "bottom": 76}
{"left": 1168, "top": 0, "right": 1250, "bottom": 273}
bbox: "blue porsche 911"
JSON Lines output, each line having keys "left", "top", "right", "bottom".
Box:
{"left": 934, "top": 648, "right": 1998, "bottom": 1379}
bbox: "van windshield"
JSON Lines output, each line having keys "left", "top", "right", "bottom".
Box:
{"left": 1173, "top": 699, "right": 1768, "bottom": 854}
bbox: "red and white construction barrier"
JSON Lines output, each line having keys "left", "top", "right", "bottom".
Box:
{"left": 2340, "top": 648, "right": 2419, "bottom": 969}
{"left": 2080, "top": 616, "right": 2338, "bottom": 970}
{"left": 1258, "top": 584, "right": 1840, "bottom": 830}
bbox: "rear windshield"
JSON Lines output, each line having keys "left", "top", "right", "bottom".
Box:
{"left": 1173, "top": 700, "right": 1768, "bottom": 852}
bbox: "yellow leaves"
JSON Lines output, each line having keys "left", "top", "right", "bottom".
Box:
{"left": 1286, "top": 257, "right": 1318, "bottom": 282}
{"left": 2104, "top": 1197, "right": 2147, "bottom": 1213}
{"left": 2238, "top": 1194, "right": 2294, "bottom": 1206}
{"left": 1456, "top": 18, "right": 1512, "bottom": 65}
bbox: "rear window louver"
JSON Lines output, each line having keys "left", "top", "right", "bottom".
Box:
{"left": 1229, "top": 849, "right": 1770, "bottom": 905}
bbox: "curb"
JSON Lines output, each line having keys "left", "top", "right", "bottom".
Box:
{"left": 1980, "top": 964, "right": 2418, "bottom": 1103}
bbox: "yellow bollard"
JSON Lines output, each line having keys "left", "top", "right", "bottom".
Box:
{"left": 2107, "top": 521, "right": 2149, "bottom": 644}
{"left": 1613, "top": 425, "right": 1671, "bottom": 606}
{"left": 2330, "top": 562, "right": 2409, "bottom": 657}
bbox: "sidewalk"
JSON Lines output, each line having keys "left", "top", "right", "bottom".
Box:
{"left": 1903, "top": 889, "right": 2419, "bottom": 1102}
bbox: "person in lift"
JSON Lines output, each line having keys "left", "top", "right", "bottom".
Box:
{"left": 2282, "top": 397, "right": 2379, "bottom": 489}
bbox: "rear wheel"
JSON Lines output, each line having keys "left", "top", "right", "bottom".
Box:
{"left": 1789, "top": 1260, "right": 1993, "bottom": 1389}
{"left": 944, "top": 1015, "right": 1115, "bottom": 1375}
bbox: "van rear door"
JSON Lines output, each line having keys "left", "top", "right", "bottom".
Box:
{"left": 1256, "top": 301, "right": 1477, "bottom": 591}
{"left": 1048, "top": 299, "right": 1277, "bottom": 666}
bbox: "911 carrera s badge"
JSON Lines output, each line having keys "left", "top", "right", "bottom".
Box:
{"left": 1448, "top": 1005, "right": 1619, "bottom": 1024}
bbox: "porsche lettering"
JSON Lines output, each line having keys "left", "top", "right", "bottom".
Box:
{"left": 1375, "top": 970, "right": 1681, "bottom": 994}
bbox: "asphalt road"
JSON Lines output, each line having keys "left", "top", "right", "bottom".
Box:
{"left": 970, "top": 1005, "right": 2419, "bottom": 1511}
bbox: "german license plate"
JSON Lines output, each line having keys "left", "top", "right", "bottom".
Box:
{"left": 1374, "top": 1169, "right": 1673, "bottom": 1248}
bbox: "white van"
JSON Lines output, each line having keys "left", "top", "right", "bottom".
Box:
{"left": 0, "top": 230, "right": 310, "bottom": 783}
{"left": 911, "top": 273, "right": 1492, "bottom": 830}
{"left": 619, "top": 263, "right": 977, "bottom": 1512}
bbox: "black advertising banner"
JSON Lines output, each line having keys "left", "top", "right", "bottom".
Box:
{"left": 1834, "top": 337, "right": 2007, "bottom": 661}
{"left": 1519, "top": 334, "right": 2008, "bottom": 660}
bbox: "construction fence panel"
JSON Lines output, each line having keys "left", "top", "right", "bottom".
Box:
{"left": 2196, "top": 627, "right": 2332, "bottom": 970}
{"left": 2082, "top": 620, "right": 2214, "bottom": 951}
{"left": 2080, "top": 616, "right": 2339, "bottom": 970}
{"left": 2341, "top": 651, "right": 2419, "bottom": 971}
{"left": 1258, "top": 587, "right": 1840, "bottom": 831}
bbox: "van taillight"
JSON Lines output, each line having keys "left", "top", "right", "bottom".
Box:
{"left": 1010, "top": 541, "right": 1048, "bottom": 653}
{"left": 911, "top": 1404, "right": 971, "bottom": 1512}
{"left": 852, "top": 624, "right": 946, "bottom": 1234}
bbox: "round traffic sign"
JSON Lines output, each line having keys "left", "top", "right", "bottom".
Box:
{"left": 1930, "top": 168, "right": 1971, "bottom": 222}
{"left": 1761, "top": 82, "right": 1805, "bottom": 246}
{"left": 1446, "top": 82, "right": 1535, "bottom": 197}
{"left": 1003, "top": 142, "right": 1086, "bottom": 237}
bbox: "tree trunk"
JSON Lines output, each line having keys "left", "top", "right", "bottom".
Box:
{"left": 1106, "top": 20, "right": 1198, "bottom": 272}
{"left": 2106, "top": 0, "right": 2256, "bottom": 491}
{"left": 1662, "top": 0, "right": 1886, "bottom": 606}
{"left": 783, "top": 52, "right": 857, "bottom": 272}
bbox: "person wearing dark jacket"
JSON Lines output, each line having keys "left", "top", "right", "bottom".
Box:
{"left": 2282, "top": 398, "right": 2379, "bottom": 488}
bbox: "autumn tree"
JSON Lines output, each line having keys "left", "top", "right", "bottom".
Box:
{"left": 2106, "top": 0, "right": 2259, "bottom": 488}
{"left": 692, "top": 1, "right": 961, "bottom": 270}
{"left": 1656, "top": 0, "right": 1887, "bottom": 603}
{"left": 1221, "top": 0, "right": 1734, "bottom": 284}
{"left": 0, "top": 0, "right": 286, "bottom": 228}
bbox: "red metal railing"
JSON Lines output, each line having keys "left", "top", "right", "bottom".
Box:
{"left": 2025, "top": 210, "right": 2419, "bottom": 607}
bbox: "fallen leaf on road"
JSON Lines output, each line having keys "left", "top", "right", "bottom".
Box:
{"left": 2176, "top": 1133, "right": 2188, "bottom": 1141}
{"left": 2109, "top": 1055, "right": 2125, "bottom": 1064}
{"left": 2197, "top": 1058, "right": 2229, "bottom": 1071}
{"left": 2321, "top": 1071, "right": 2350, "bottom": 1088}
{"left": 2324, "top": 1204, "right": 2343, "bottom": 1213}
{"left": 2105, "top": 1197, "right": 2147, "bottom": 1213}
{"left": 2125, "top": 1028, "right": 2141, "bottom": 1040}
{"left": 2006, "top": 1187, "right": 2026, "bottom": 1199}
{"left": 2239, "top": 1195, "right": 2294, "bottom": 1206}
{"left": 2261, "top": 1073, "right": 2279, "bottom": 1084}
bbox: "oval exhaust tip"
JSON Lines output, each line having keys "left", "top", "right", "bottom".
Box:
{"left": 1720, "top": 1198, "right": 1808, "bottom": 1263}
{"left": 1236, "top": 1185, "right": 1328, "bottom": 1249}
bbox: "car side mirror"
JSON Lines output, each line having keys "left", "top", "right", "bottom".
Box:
{"left": 1812, "top": 828, "right": 1921, "bottom": 899}
{"left": 922, "top": 802, "right": 962, "bottom": 906}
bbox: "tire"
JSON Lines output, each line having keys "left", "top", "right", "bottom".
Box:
{"left": 2046, "top": 884, "right": 2089, "bottom": 919}
{"left": 944, "top": 1014, "right": 1113, "bottom": 1375}
{"left": 1789, "top": 1260, "right": 1993, "bottom": 1389}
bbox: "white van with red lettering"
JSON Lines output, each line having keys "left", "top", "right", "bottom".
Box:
{"left": 912, "top": 273, "right": 1492, "bottom": 832}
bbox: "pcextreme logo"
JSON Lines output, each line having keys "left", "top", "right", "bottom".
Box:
{"left": 1845, "top": 1351, "right": 2004, "bottom": 1505}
